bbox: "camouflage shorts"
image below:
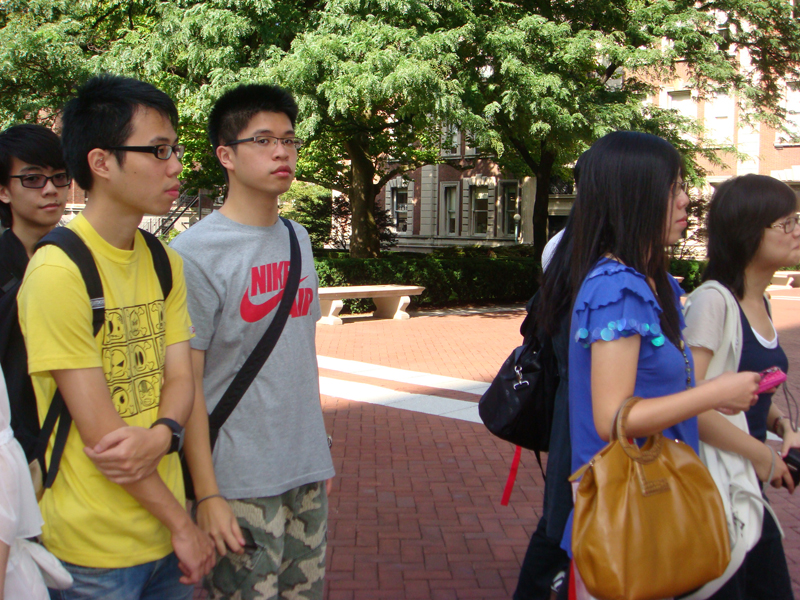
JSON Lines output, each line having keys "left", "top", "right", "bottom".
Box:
{"left": 205, "top": 481, "right": 328, "bottom": 600}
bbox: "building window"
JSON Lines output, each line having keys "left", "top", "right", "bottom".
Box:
{"left": 668, "top": 90, "right": 695, "bottom": 118}
{"left": 464, "top": 131, "right": 477, "bottom": 156}
{"left": 441, "top": 126, "right": 460, "bottom": 157}
{"left": 392, "top": 187, "right": 409, "bottom": 232}
{"left": 705, "top": 93, "right": 734, "bottom": 145}
{"left": 471, "top": 185, "right": 489, "bottom": 235}
{"left": 667, "top": 90, "right": 696, "bottom": 142}
{"left": 443, "top": 185, "right": 458, "bottom": 235}
{"left": 500, "top": 183, "right": 518, "bottom": 237}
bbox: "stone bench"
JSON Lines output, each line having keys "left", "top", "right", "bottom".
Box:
{"left": 318, "top": 285, "right": 425, "bottom": 326}
{"left": 773, "top": 271, "right": 800, "bottom": 287}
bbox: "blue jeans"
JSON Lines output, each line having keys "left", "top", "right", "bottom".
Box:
{"left": 49, "top": 552, "right": 193, "bottom": 600}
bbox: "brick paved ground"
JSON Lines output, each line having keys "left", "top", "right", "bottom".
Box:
{"left": 195, "top": 297, "right": 800, "bottom": 599}
{"left": 317, "top": 298, "right": 800, "bottom": 599}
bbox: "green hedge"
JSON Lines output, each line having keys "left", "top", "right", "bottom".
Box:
{"left": 669, "top": 259, "right": 706, "bottom": 292}
{"left": 428, "top": 244, "right": 539, "bottom": 258}
{"left": 314, "top": 255, "right": 540, "bottom": 313}
{"left": 312, "top": 254, "right": 701, "bottom": 314}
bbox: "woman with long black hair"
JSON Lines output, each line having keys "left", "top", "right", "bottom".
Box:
{"left": 553, "top": 131, "right": 759, "bottom": 595}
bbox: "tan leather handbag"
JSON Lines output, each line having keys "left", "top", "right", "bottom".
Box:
{"left": 570, "top": 397, "right": 730, "bottom": 600}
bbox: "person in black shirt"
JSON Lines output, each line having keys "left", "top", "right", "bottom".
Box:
{"left": 0, "top": 124, "right": 69, "bottom": 459}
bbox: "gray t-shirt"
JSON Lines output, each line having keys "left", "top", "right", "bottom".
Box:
{"left": 171, "top": 210, "right": 333, "bottom": 498}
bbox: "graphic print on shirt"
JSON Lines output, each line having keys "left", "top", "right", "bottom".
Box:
{"left": 240, "top": 260, "right": 313, "bottom": 323}
{"left": 102, "top": 301, "right": 166, "bottom": 418}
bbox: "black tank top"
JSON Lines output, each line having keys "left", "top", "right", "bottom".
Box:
{"left": 737, "top": 302, "right": 788, "bottom": 442}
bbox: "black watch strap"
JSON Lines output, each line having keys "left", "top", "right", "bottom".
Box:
{"left": 151, "top": 418, "right": 183, "bottom": 454}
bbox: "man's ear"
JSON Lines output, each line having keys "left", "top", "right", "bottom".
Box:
{"left": 87, "top": 148, "right": 114, "bottom": 183}
{"left": 0, "top": 184, "right": 11, "bottom": 206}
{"left": 216, "top": 145, "right": 236, "bottom": 172}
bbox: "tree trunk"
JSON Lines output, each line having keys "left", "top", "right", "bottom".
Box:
{"left": 533, "top": 145, "right": 555, "bottom": 261}
{"left": 345, "top": 137, "right": 381, "bottom": 258}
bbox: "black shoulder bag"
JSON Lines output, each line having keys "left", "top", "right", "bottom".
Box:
{"left": 183, "top": 217, "right": 301, "bottom": 498}
{"left": 478, "top": 292, "right": 560, "bottom": 464}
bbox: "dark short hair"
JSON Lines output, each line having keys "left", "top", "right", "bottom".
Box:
{"left": 570, "top": 131, "right": 686, "bottom": 346}
{"left": 0, "top": 124, "right": 65, "bottom": 228}
{"left": 61, "top": 74, "right": 178, "bottom": 190}
{"left": 208, "top": 84, "right": 298, "bottom": 180}
{"left": 704, "top": 174, "right": 798, "bottom": 298}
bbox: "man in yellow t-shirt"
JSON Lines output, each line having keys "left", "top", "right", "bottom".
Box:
{"left": 17, "top": 75, "right": 214, "bottom": 599}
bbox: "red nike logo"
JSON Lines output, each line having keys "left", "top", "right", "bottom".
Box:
{"left": 240, "top": 276, "right": 308, "bottom": 323}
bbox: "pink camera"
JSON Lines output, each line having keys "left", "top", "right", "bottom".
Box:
{"left": 757, "top": 367, "right": 787, "bottom": 395}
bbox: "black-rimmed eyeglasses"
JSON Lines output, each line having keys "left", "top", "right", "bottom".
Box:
{"left": 104, "top": 144, "right": 185, "bottom": 161}
{"left": 770, "top": 214, "right": 800, "bottom": 234}
{"left": 224, "top": 135, "right": 304, "bottom": 151}
{"left": 10, "top": 173, "right": 72, "bottom": 189}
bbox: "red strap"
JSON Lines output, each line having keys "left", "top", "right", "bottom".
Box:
{"left": 500, "top": 445, "right": 523, "bottom": 506}
{"left": 569, "top": 561, "right": 577, "bottom": 600}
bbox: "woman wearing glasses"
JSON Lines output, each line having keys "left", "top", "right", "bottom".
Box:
{"left": 684, "top": 174, "right": 799, "bottom": 598}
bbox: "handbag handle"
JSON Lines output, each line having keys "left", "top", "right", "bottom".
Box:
{"left": 612, "top": 396, "right": 670, "bottom": 496}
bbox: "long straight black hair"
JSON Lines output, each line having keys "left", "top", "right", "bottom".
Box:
{"left": 538, "top": 131, "right": 685, "bottom": 346}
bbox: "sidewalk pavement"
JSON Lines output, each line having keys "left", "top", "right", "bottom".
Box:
{"left": 316, "top": 297, "right": 800, "bottom": 599}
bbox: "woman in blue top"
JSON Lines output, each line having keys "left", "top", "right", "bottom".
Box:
{"left": 684, "top": 174, "right": 799, "bottom": 599}
{"left": 560, "top": 131, "right": 760, "bottom": 593}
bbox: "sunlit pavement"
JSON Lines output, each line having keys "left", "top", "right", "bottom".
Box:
{"left": 195, "top": 297, "right": 800, "bottom": 599}
{"left": 315, "top": 298, "right": 800, "bottom": 599}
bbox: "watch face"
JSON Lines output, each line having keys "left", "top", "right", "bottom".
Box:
{"left": 153, "top": 418, "right": 183, "bottom": 454}
{"left": 170, "top": 431, "right": 181, "bottom": 454}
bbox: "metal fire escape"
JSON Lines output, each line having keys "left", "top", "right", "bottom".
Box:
{"left": 155, "top": 194, "right": 198, "bottom": 237}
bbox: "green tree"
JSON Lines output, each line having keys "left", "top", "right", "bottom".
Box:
{"left": 3, "top": 0, "right": 799, "bottom": 262}
{"left": 0, "top": 0, "right": 461, "bottom": 257}
{"left": 0, "top": 0, "right": 324, "bottom": 193}
{"left": 279, "top": 182, "right": 333, "bottom": 248}
{"left": 267, "top": 0, "right": 467, "bottom": 256}
{"left": 453, "top": 0, "right": 800, "bottom": 257}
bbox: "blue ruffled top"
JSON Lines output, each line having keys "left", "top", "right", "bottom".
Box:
{"left": 561, "top": 258, "right": 699, "bottom": 555}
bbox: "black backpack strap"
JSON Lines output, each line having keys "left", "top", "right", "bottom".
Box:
{"left": 1, "top": 276, "right": 18, "bottom": 295}
{"left": 35, "top": 228, "right": 105, "bottom": 335}
{"left": 139, "top": 228, "right": 173, "bottom": 299}
{"left": 33, "top": 228, "right": 105, "bottom": 489}
{"left": 0, "top": 281, "right": 21, "bottom": 354}
{"left": 207, "top": 217, "right": 301, "bottom": 448}
{"left": 0, "top": 230, "right": 28, "bottom": 297}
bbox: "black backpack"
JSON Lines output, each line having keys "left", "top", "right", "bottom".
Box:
{"left": 0, "top": 230, "right": 39, "bottom": 460}
{"left": 0, "top": 227, "right": 172, "bottom": 489}
{"left": 478, "top": 292, "right": 560, "bottom": 467}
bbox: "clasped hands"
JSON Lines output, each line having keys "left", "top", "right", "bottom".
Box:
{"left": 84, "top": 424, "right": 171, "bottom": 484}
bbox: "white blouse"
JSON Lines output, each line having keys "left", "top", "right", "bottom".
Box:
{"left": 0, "top": 364, "right": 48, "bottom": 599}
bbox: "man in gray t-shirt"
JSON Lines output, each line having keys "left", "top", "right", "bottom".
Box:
{"left": 172, "top": 84, "right": 334, "bottom": 600}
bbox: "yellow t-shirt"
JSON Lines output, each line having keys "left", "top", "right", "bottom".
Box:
{"left": 18, "top": 214, "right": 193, "bottom": 568}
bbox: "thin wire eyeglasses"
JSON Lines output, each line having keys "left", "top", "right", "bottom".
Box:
{"left": 769, "top": 214, "right": 800, "bottom": 234}
{"left": 224, "top": 135, "right": 304, "bottom": 151}
{"left": 10, "top": 173, "right": 72, "bottom": 189}
{"left": 104, "top": 144, "right": 185, "bottom": 161}
{"left": 672, "top": 180, "right": 690, "bottom": 196}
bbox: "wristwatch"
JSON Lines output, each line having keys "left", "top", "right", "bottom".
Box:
{"left": 151, "top": 418, "right": 184, "bottom": 454}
